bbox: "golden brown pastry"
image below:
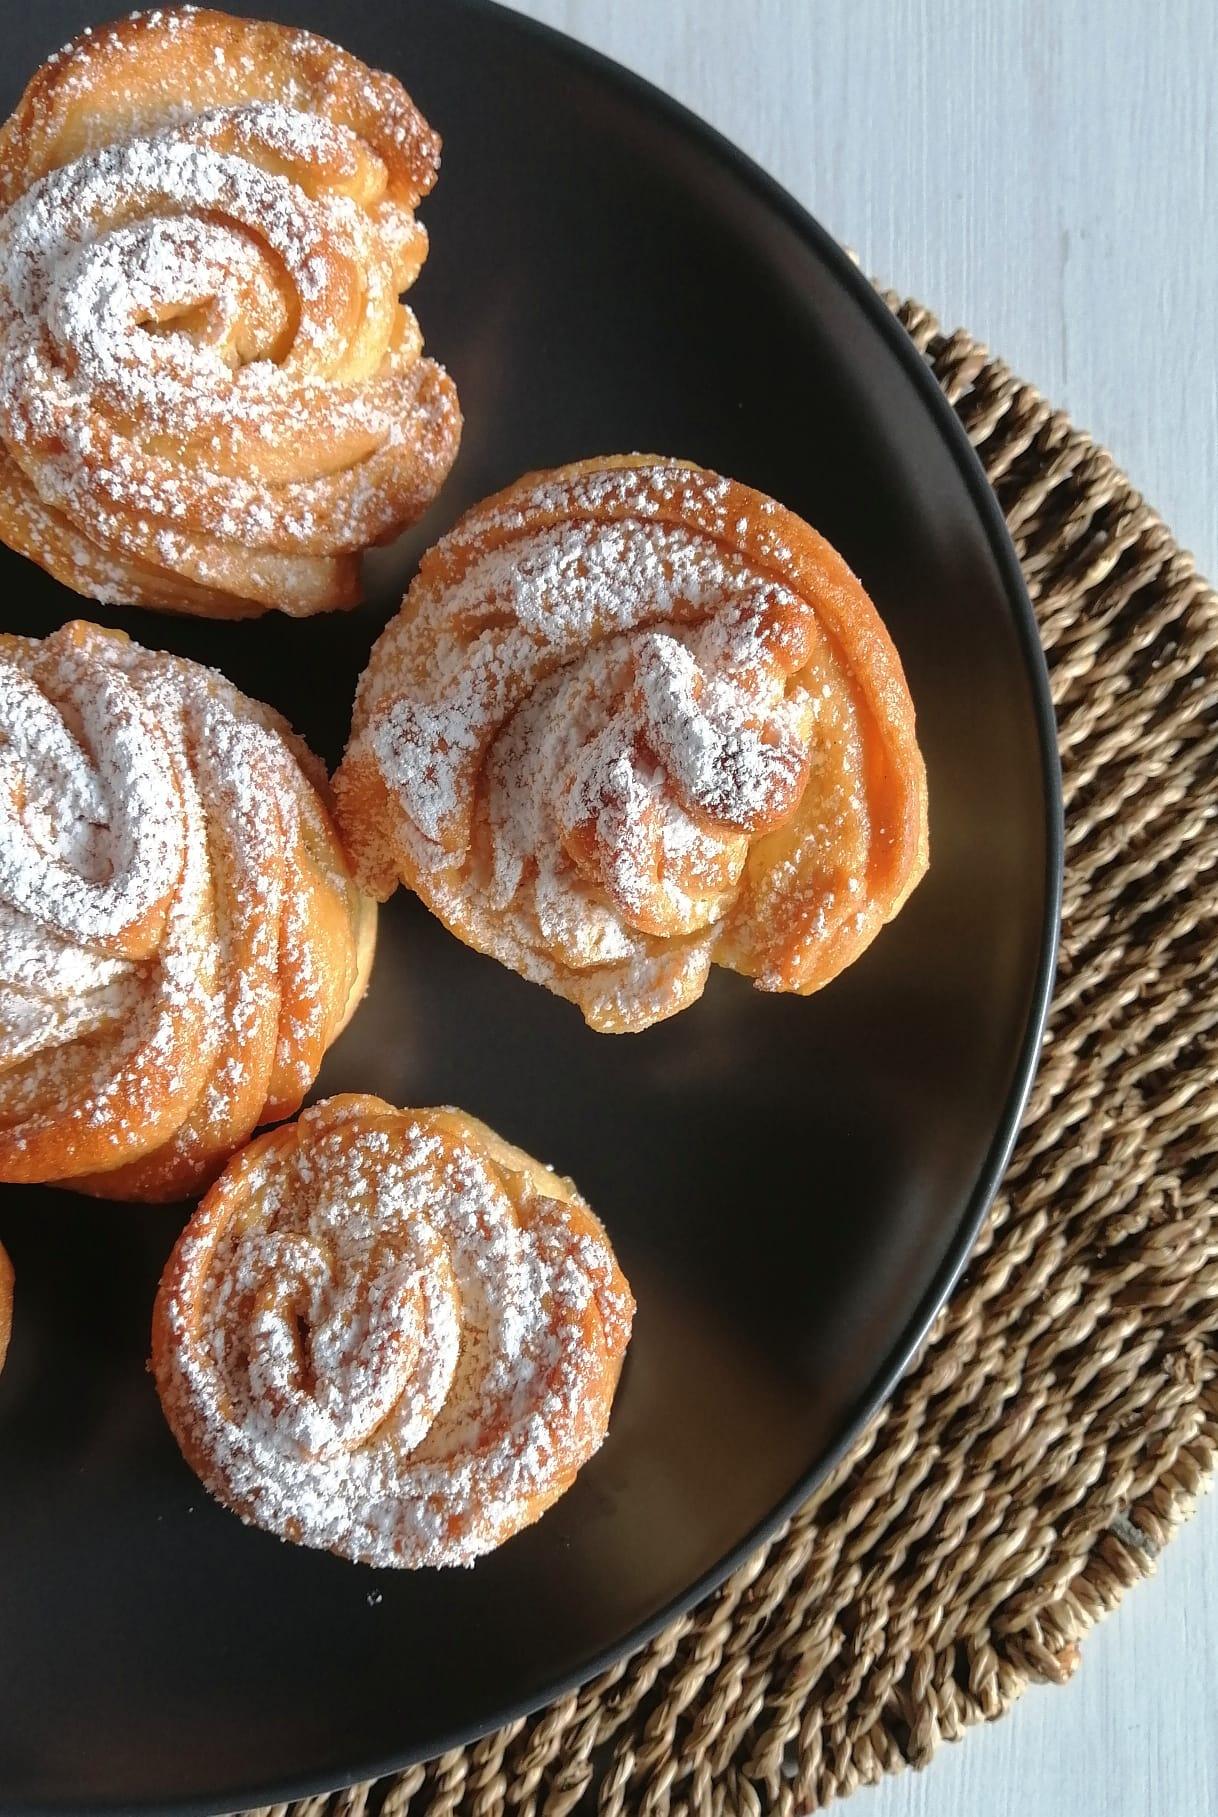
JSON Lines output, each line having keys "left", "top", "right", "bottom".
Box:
{"left": 0, "top": 620, "right": 375, "bottom": 1201}
{"left": 0, "top": 1242, "right": 12, "bottom": 1376}
{"left": 0, "top": 6, "right": 461, "bottom": 618}
{"left": 335, "top": 456, "right": 929, "bottom": 1032}
{"left": 152, "top": 1093, "right": 634, "bottom": 1567}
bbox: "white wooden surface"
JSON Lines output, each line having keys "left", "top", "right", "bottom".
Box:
{"left": 504, "top": 5, "right": 1218, "bottom": 1814}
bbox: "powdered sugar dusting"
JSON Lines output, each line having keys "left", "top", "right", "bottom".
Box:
{"left": 0, "top": 12, "right": 460, "bottom": 616}
{"left": 337, "top": 460, "right": 873, "bottom": 1031}
{"left": 0, "top": 619, "right": 370, "bottom": 1197}
{"left": 157, "top": 1096, "right": 634, "bottom": 1568}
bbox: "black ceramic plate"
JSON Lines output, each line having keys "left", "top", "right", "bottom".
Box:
{"left": 0, "top": 2, "right": 1061, "bottom": 1810}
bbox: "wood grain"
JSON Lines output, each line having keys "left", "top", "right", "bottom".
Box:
{"left": 504, "top": 5, "right": 1218, "bottom": 1814}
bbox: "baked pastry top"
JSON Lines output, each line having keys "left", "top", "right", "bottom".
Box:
{"left": 152, "top": 1093, "right": 634, "bottom": 1567}
{"left": 0, "top": 619, "right": 375, "bottom": 1200}
{"left": 336, "top": 455, "right": 929, "bottom": 1031}
{"left": 0, "top": 5, "right": 461, "bottom": 618}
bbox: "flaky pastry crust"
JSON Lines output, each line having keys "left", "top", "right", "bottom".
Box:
{"left": 152, "top": 1093, "right": 634, "bottom": 1566}
{"left": 0, "top": 6, "right": 461, "bottom": 617}
{"left": 0, "top": 619, "right": 376, "bottom": 1200}
{"left": 336, "top": 455, "right": 929, "bottom": 1031}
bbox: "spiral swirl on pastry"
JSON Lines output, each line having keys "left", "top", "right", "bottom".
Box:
{"left": 335, "top": 456, "right": 929, "bottom": 1032}
{"left": 0, "top": 1242, "right": 12, "bottom": 1376}
{"left": 0, "top": 619, "right": 375, "bottom": 1200}
{"left": 152, "top": 1093, "right": 634, "bottom": 1568}
{"left": 0, "top": 7, "right": 461, "bottom": 618}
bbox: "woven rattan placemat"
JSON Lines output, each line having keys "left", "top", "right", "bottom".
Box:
{"left": 247, "top": 294, "right": 1218, "bottom": 1817}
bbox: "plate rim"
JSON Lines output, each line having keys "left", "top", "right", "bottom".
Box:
{"left": 10, "top": 1, "right": 1064, "bottom": 1809}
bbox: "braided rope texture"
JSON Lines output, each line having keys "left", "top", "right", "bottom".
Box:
{"left": 247, "top": 297, "right": 1218, "bottom": 1817}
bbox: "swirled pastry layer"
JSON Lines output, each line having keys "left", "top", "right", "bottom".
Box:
{"left": 0, "top": 619, "right": 375, "bottom": 1200}
{"left": 336, "top": 456, "right": 929, "bottom": 1031}
{"left": 0, "top": 6, "right": 461, "bottom": 617}
{"left": 152, "top": 1093, "right": 634, "bottom": 1567}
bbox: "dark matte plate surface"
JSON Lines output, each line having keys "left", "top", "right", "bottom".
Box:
{"left": 0, "top": 2, "right": 1061, "bottom": 1810}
